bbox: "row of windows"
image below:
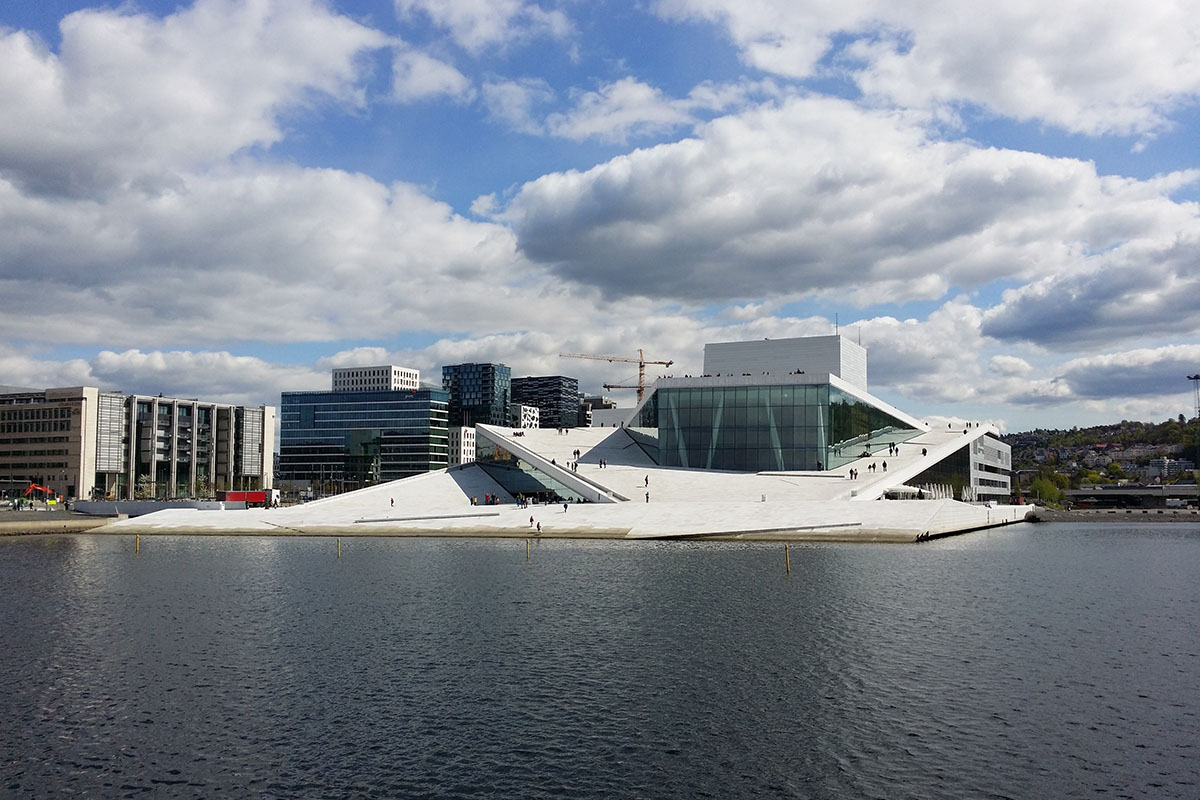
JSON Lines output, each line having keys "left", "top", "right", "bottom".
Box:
{"left": 0, "top": 449, "right": 69, "bottom": 457}
{"left": 285, "top": 410, "right": 447, "bottom": 421}
{"left": 281, "top": 403, "right": 447, "bottom": 413}
{"left": 0, "top": 462, "right": 69, "bottom": 470}
{"left": 2, "top": 421, "right": 72, "bottom": 433}
{"left": 0, "top": 407, "right": 72, "bottom": 421}
{"left": 0, "top": 435, "right": 69, "bottom": 445}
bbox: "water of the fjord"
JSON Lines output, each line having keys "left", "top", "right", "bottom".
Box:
{"left": 2, "top": 523, "right": 1197, "bottom": 798}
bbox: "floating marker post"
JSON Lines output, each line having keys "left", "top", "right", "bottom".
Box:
{"left": 135, "top": 534, "right": 140, "bottom": 555}
{"left": 526, "top": 539, "right": 530, "bottom": 560}
{"left": 337, "top": 538, "right": 341, "bottom": 559}
{"left": 784, "top": 543, "right": 790, "bottom": 574}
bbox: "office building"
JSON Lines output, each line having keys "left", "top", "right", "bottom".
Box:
{"left": 332, "top": 365, "right": 420, "bottom": 392}
{"left": 442, "top": 363, "right": 511, "bottom": 427}
{"left": 278, "top": 385, "right": 449, "bottom": 491}
{"left": 0, "top": 386, "right": 274, "bottom": 501}
{"left": 449, "top": 426, "right": 476, "bottom": 465}
{"left": 511, "top": 375, "right": 581, "bottom": 429}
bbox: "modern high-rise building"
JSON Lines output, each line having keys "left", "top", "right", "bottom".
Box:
{"left": 511, "top": 375, "right": 581, "bottom": 429}
{"left": 442, "top": 363, "right": 511, "bottom": 427}
{"left": 278, "top": 385, "right": 449, "bottom": 491}
{"left": 0, "top": 386, "right": 274, "bottom": 501}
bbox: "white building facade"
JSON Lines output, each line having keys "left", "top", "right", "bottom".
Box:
{"left": 449, "top": 426, "right": 476, "bottom": 465}
{"left": 332, "top": 365, "right": 420, "bottom": 392}
{"left": 703, "top": 335, "right": 868, "bottom": 391}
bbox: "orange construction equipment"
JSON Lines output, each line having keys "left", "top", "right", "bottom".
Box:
{"left": 23, "top": 483, "right": 54, "bottom": 499}
{"left": 559, "top": 349, "right": 673, "bottom": 403}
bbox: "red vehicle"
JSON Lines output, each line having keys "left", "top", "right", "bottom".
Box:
{"left": 23, "top": 483, "right": 59, "bottom": 502}
{"left": 216, "top": 490, "right": 280, "bottom": 508}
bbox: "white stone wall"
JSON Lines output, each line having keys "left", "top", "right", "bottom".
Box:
{"left": 702, "top": 335, "right": 867, "bottom": 390}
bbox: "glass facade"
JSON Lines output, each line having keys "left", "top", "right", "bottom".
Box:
{"left": 474, "top": 436, "right": 590, "bottom": 503}
{"left": 635, "top": 382, "right": 918, "bottom": 472}
{"left": 908, "top": 445, "right": 970, "bottom": 499}
{"left": 443, "top": 363, "right": 511, "bottom": 427}
{"left": 279, "top": 388, "right": 449, "bottom": 489}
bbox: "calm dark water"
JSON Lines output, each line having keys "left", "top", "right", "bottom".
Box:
{"left": 2, "top": 523, "right": 1198, "bottom": 799}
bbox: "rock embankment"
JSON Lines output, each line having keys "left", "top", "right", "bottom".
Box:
{"left": 1033, "top": 507, "right": 1200, "bottom": 523}
{"left": 0, "top": 513, "right": 112, "bottom": 536}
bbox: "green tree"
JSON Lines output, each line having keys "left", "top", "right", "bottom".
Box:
{"left": 1029, "top": 474, "right": 1064, "bottom": 504}
{"left": 1105, "top": 462, "right": 1126, "bottom": 480}
{"left": 134, "top": 474, "right": 153, "bottom": 500}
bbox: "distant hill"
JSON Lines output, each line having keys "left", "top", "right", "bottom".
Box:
{"left": 1002, "top": 417, "right": 1200, "bottom": 474}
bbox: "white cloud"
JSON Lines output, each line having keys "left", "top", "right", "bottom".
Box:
{"left": 500, "top": 95, "right": 1200, "bottom": 344}
{"left": 544, "top": 77, "right": 782, "bottom": 142}
{"left": 981, "top": 227, "right": 1200, "bottom": 348}
{"left": 0, "top": 0, "right": 388, "bottom": 197}
{"left": 653, "top": 0, "right": 1200, "bottom": 137}
{"left": 0, "top": 164, "right": 536, "bottom": 347}
{"left": 989, "top": 355, "right": 1032, "bottom": 378}
{"left": 546, "top": 77, "right": 693, "bottom": 142}
{"left": 395, "top": 0, "right": 572, "bottom": 53}
{"left": 482, "top": 77, "right": 555, "bottom": 133}
{"left": 89, "top": 349, "right": 325, "bottom": 407}
{"left": 393, "top": 47, "right": 474, "bottom": 102}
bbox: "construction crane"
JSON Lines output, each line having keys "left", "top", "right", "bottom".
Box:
{"left": 1189, "top": 374, "right": 1200, "bottom": 420}
{"left": 560, "top": 349, "right": 674, "bottom": 403}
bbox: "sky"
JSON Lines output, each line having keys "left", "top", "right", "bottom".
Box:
{"left": 2, "top": 0, "right": 1200, "bottom": 433}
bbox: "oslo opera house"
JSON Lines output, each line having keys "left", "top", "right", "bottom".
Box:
{"left": 110, "top": 335, "right": 1034, "bottom": 542}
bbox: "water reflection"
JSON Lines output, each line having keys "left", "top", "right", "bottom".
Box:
{"left": 1, "top": 526, "right": 1198, "bottom": 798}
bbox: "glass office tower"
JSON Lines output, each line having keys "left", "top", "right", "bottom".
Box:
{"left": 442, "top": 363, "right": 511, "bottom": 427}
{"left": 278, "top": 388, "right": 449, "bottom": 490}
